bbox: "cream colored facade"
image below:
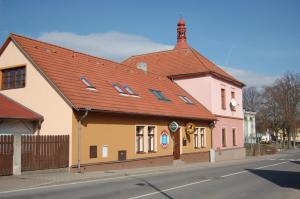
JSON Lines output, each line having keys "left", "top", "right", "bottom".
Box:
{"left": 0, "top": 40, "right": 73, "bottom": 165}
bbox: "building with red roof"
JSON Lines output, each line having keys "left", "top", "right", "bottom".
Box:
{"left": 0, "top": 32, "right": 216, "bottom": 171}
{"left": 123, "top": 18, "right": 246, "bottom": 161}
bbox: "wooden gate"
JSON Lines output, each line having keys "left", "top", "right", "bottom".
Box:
{"left": 0, "top": 135, "right": 13, "bottom": 176}
{"left": 21, "top": 135, "right": 69, "bottom": 171}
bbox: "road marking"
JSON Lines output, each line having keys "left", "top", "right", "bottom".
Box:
{"left": 0, "top": 171, "right": 181, "bottom": 195}
{"left": 254, "top": 161, "right": 288, "bottom": 169}
{"left": 128, "top": 161, "right": 289, "bottom": 199}
{"left": 0, "top": 161, "right": 290, "bottom": 196}
{"left": 221, "top": 170, "right": 247, "bottom": 178}
{"left": 127, "top": 179, "right": 211, "bottom": 199}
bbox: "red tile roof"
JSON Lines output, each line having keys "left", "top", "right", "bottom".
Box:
{"left": 123, "top": 47, "right": 245, "bottom": 87}
{"left": 1, "top": 34, "right": 216, "bottom": 121}
{"left": 0, "top": 93, "right": 43, "bottom": 120}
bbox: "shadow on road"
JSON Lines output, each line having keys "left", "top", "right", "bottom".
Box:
{"left": 134, "top": 177, "right": 173, "bottom": 199}
{"left": 247, "top": 168, "right": 300, "bottom": 190}
{"left": 290, "top": 161, "right": 300, "bottom": 165}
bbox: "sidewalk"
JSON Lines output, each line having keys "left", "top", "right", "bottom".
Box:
{"left": 0, "top": 149, "right": 298, "bottom": 193}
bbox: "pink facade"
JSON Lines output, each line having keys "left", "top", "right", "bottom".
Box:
{"left": 175, "top": 75, "right": 244, "bottom": 150}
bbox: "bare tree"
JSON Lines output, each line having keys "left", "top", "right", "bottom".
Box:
{"left": 243, "top": 87, "right": 262, "bottom": 112}
{"left": 260, "top": 85, "right": 283, "bottom": 147}
{"left": 271, "top": 72, "right": 300, "bottom": 148}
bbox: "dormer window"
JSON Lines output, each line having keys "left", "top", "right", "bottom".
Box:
{"left": 80, "top": 76, "right": 96, "bottom": 90}
{"left": 149, "top": 89, "right": 170, "bottom": 101}
{"left": 178, "top": 95, "right": 193, "bottom": 104}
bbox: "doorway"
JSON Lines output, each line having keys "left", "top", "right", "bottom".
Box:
{"left": 173, "top": 128, "right": 181, "bottom": 159}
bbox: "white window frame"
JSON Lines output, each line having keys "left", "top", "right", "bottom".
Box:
{"left": 136, "top": 126, "right": 145, "bottom": 153}
{"left": 199, "top": 127, "right": 206, "bottom": 148}
{"left": 135, "top": 125, "right": 157, "bottom": 153}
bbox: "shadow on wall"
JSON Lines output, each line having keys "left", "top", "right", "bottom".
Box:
{"left": 247, "top": 162, "right": 300, "bottom": 190}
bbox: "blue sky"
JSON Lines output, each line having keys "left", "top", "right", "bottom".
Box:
{"left": 0, "top": 0, "right": 299, "bottom": 87}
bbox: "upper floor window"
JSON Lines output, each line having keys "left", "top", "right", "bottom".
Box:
{"left": 149, "top": 89, "right": 170, "bottom": 101}
{"left": 178, "top": 95, "right": 193, "bottom": 104}
{"left": 1, "top": 66, "right": 26, "bottom": 90}
{"left": 231, "top": 91, "right": 235, "bottom": 99}
{"left": 221, "top": 88, "right": 226, "bottom": 110}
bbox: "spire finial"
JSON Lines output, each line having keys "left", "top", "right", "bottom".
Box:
{"left": 175, "top": 17, "right": 188, "bottom": 49}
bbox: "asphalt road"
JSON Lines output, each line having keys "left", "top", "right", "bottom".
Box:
{"left": 0, "top": 150, "right": 299, "bottom": 199}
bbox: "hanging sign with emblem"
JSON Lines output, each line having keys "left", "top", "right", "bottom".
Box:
{"left": 169, "top": 121, "right": 179, "bottom": 133}
{"left": 186, "top": 122, "right": 196, "bottom": 134}
{"left": 160, "top": 130, "right": 169, "bottom": 148}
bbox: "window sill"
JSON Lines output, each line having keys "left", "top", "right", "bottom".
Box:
{"left": 148, "top": 151, "right": 157, "bottom": 153}
{"left": 136, "top": 151, "right": 146, "bottom": 154}
{"left": 1, "top": 86, "right": 26, "bottom": 91}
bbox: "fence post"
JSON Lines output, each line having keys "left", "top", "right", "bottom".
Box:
{"left": 13, "top": 134, "right": 21, "bottom": 175}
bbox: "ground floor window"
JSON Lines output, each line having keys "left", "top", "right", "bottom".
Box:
{"left": 232, "top": 128, "right": 236, "bottom": 146}
{"left": 200, "top": 128, "right": 206, "bottom": 148}
{"left": 194, "top": 127, "right": 206, "bottom": 148}
{"left": 136, "top": 126, "right": 144, "bottom": 153}
{"left": 148, "top": 126, "right": 155, "bottom": 152}
{"left": 222, "top": 128, "right": 226, "bottom": 147}
{"left": 194, "top": 129, "right": 199, "bottom": 148}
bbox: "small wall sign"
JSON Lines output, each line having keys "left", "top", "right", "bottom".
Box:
{"left": 186, "top": 122, "right": 196, "bottom": 134}
{"left": 160, "top": 130, "right": 169, "bottom": 148}
{"left": 169, "top": 121, "right": 179, "bottom": 133}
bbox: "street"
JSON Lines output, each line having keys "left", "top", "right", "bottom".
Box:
{"left": 0, "top": 150, "right": 299, "bottom": 199}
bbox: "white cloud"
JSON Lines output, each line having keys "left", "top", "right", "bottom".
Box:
{"left": 37, "top": 32, "right": 173, "bottom": 61}
{"left": 220, "top": 66, "right": 279, "bottom": 87}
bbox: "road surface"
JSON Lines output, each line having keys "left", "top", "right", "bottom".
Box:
{"left": 0, "top": 150, "right": 299, "bottom": 199}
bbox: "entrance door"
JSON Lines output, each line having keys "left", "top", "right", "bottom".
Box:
{"left": 173, "top": 129, "right": 181, "bottom": 159}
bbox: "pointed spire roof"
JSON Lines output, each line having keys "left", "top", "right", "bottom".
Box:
{"left": 175, "top": 17, "right": 188, "bottom": 49}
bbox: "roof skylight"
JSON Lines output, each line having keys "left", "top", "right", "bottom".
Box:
{"left": 123, "top": 84, "right": 136, "bottom": 95}
{"left": 80, "top": 76, "right": 96, "bottom": 90}
{"left": 112, "top": 83, "right": 138, "bottom": 96}
{"left": 179, "top": 95, "right": 193, "bottom": 104}
{"left": 149, "top": 89, "right": 170, "bottom": 101}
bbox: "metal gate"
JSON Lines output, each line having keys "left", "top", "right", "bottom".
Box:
{"left": 0, "top": 135, "right": 14, "bottom": 176}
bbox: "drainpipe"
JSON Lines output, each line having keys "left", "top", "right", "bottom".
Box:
{"left": 77, "top": 108, "right": 90, "bottom": 173}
